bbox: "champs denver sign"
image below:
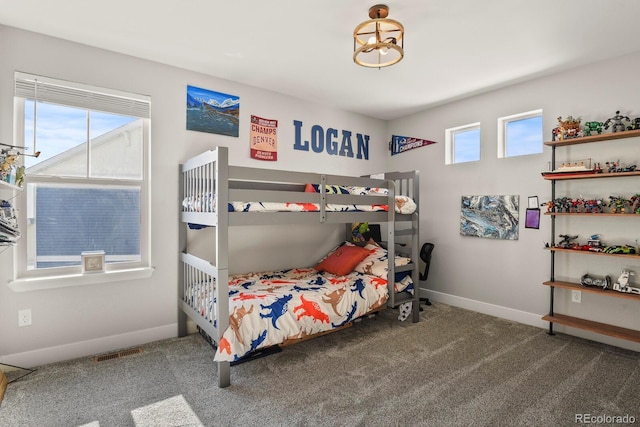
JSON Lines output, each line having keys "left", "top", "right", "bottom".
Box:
{"left": 250, "top": 115, "right": 278, "bottom": 161}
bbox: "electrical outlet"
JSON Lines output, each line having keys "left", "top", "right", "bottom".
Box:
{"left": 571, "top": 290, "right": 582, "bottom": 303}
{"left": 18, "top": 309, "right": 32, "bottom": 327}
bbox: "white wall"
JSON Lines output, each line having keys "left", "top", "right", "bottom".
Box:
{"left": 1, "top": 25, "right": 638, "bottom": 369}
{"left": 388, "top": 51, "right": 640, "bottom": 351}
{"left": 0, "top": 25, "right": 387, "bottom": 367}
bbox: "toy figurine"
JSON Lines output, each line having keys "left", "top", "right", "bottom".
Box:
{"left": 0, "top": 143, "right": 40, "bottom": 188}
{"left": 541, "top": 200, "right": 555, "bottom": 213}
{"left": 593, "top": 162, "right": 603, "bottom": 173}
{"left": 554, "top": 116, "right": 582, "bottom": 140}
{"left": 583, "top": 198, "right": 604, "bottom": 213}
{"left": 0, "top": 152, "right": 18, "bottom": 183}
{"left": 627, "top": 117, "right": 640, "bottom": 131}
{"left": 557, "top": 234, "right": 579, "bottom": 248}
{"left": 351, "top": 222, "right": 369, "bottom": 243}
{"left": 603, "top": 245, "right": 636, "bottom": 254}
{"left": 571, "top": 197, "right": 585, "bottom": 213}
{"left": 605, "top": 161, "right": 619, "bottom": 173}
{"left": 629, "top": 194, "right": 640, "bottom": 214}
{"left": 576, "top": 233, "right": 604, "bottom": 251}
{"left": 612, "top": 270, "right": 640, "bottom": 295}
{"left": 580, "top": 273, "right": 611, "bottom": 289}
{"left": 554, "top": 197, "right": 571, "bottom": 213}
{"left": 586, "top": 234, "right": 605, "bottom": 251}
{"left": 603, "top": 110, "right": 630, "bottom": 133}
{"left": 14, "top": 165, "right": 25, "bottom": 188}
{"left": 583, "top": 121, "right": 604, "bottom": 136}
{"left": 608, "top": 195, "right": 628, "bottom": 213}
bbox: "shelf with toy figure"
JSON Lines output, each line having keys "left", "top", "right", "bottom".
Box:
{"left": 547, "top": 247, "right": 640, "bottom": 259}
{"left": 544, "top": 128, "right": 640, "bottom": 147}
{"left": 541, "top": 158, "right": 597, "bottom": 179}
{"left": 543, "top": 170, "right": 640, "bottom": 181}
{"left": 541, "top": 194, "right": 640, "bottom": 214}
{"left": 543, "top": 118, "right": 640, "bottom": 345}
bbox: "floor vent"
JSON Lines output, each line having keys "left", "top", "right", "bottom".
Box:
{"left": 94, "top": 347, "right": 143, "bottom": 362}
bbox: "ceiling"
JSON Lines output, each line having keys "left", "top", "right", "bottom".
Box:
{"left": 2, "top": 0, "right": 640, "bottom": 121}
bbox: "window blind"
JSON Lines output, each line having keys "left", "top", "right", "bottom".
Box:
{"left": 14, "top": 71, "right": 151, "bottom": 118}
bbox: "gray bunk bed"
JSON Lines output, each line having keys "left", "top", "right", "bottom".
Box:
{"left": 178, "top": 146, "right": 419, "bottom": 387}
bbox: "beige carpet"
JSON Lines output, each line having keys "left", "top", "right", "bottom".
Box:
{"left": 1, "top": 303, "right": 638, "bottom": 426}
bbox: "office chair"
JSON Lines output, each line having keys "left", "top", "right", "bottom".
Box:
{"left": 419, "top": 243, "right": 434, "bottom": 310}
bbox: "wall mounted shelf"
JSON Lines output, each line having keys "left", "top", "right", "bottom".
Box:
{"left": 547, "top": 247, "right": 640, "bottom": 259}
{"left": 542, "top": 313, "right": 640, "bottom": 343}
{"left": 543, "top": 171, "right": 640, "bottom": 181}
{"left": 543, "top": 127, "right": 640, "bottom": 344}
{"left": 544, "top": 128, "right": 640, "bottom": 147}
{"left": 0, "top": 180, "right": 22, "bottom": 191}
{"left": 543, "top": 280, "right": 640, "bottom": 301}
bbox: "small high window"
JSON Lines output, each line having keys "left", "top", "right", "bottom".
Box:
{"left": 498, "top": 109, "right": 543, "bottom": 158}
{"left": 445, "top": 122, "right": 480, "bottom": 164}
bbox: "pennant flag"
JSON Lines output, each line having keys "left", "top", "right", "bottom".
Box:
{"left": 390, "top": 135, "right": 437, "bottom": 156}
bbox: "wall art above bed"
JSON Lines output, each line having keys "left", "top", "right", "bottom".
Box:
{"left": 186, "top": 85, "right": 239, "bottom": 137}
{"left": 460, "top": 195, "right": 519, "bottom": 240}
{"left": 250, "top": 115, "right": 278, "bottom": 161}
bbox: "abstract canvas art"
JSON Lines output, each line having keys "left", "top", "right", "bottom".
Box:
{"left": 460, "top": 195, "right": 519, "bottom": 240}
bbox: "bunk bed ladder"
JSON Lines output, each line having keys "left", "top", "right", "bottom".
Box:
{"left": 215, "top": 147, "right": 231, "bottom": 388}
{"left": 384, "top": 171, "right": 420, "bottom": 323}
{"left": 410, "top": 171, "right": 420, "bottom": 322}
{"left": 178, "top": 162, "right": 188, "bottom": 338}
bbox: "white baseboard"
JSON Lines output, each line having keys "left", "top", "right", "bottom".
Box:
{"left": 0, "top": 324, "right": 177, "bottom": 369}
{"left": 421, "top": 289, "right": 548, "bottom": 329}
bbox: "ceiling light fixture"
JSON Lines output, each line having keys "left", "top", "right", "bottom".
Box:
{"left": 353, "top": 4, "right": 404, "bottom": 69}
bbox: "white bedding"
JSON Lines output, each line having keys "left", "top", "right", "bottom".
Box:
{"left": 182, "top": 194, "right": 417, "bottom": 215}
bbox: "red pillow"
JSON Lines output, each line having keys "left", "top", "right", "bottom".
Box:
{"left": 315, "top": 245, "right": 369, "bottom": 276}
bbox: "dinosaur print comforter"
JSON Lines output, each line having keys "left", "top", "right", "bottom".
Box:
{"left": 210, "top": 267, "right": 413, "bottom": 362}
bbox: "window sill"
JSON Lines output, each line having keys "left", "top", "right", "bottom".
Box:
{"left": 8, "top": 267, "right": 155, "bottom": 292}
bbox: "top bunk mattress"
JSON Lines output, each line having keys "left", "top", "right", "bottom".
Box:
{"left": 182, "top": 185, "right": 417, "bottom": 215}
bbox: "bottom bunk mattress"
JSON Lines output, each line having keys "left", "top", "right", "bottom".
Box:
{"left": 188, "top": 267, "right": 413, "bottom": 362}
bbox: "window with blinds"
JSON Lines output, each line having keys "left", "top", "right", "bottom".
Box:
{"left": 13, "top": 72, "right": 151, "bottom": 277}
